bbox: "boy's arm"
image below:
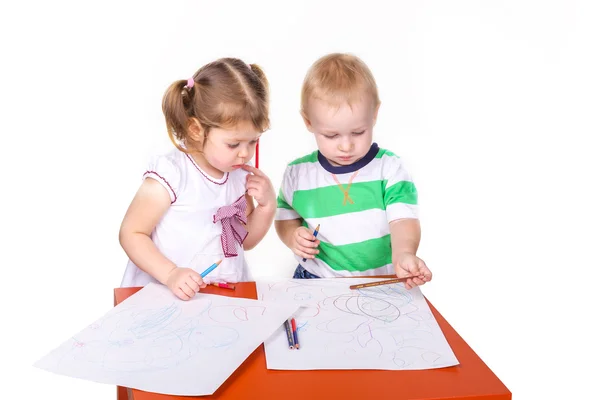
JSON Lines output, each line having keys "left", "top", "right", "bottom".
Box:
{"left": 275, "top": 219, "right": 303, "bottom": 249}
{"left": 272, "top": 164, "right": 320, "bottom": 259}
{"left": 273, "top": 164, "right": 301, "bottom": 250}
{"left": 383, "top": 155, "right": 431, "bottom": 286}
{"left": 390, "top": 218, "right": 431, "bottom": 287}
{"left": 390, "top": 218, "right": 421, "bottom": 261}
{"left": 275, "top": 219, "right": 319, "bottom": 259}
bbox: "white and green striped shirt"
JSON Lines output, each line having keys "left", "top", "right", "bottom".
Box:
{"left": 276, "top": 143, "right": 419, "bottom": 277}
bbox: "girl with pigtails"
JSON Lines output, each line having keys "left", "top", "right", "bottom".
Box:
{"left": 119, "top": 58, "right": 276, "bottom": 301}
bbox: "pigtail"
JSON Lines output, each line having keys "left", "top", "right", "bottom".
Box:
{"left": 162, "top": 79, "right": 192, "bottom": 153}
{"left": 248, "top": 64, "right": 270, "bottom": 132}
{"left": 248, "top": 64, "right": 270, "bottom": 103}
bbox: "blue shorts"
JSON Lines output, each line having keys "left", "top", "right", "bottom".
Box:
{"left": 293, "top": 265, "right": 321, "bottom": 279}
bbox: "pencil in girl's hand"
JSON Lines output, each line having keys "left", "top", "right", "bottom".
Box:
{"left": 291, "top": 318, "right": 299, "bottom": 349}
{"left": 283, "top": 320, "right": 294, "bottom": 349}
{"left": 200, "top": 259, "right": 222, "bottom": 278}
{"left": 302, "top": 224, "right": 321, "bottom": 262}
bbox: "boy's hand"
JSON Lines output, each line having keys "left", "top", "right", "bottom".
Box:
{"left": 242, "top": 165, "right": 276, "bottom": 209}
{"left": 291, "top": 226, "right": 320, "bottom": 260}
{"left": 394, "top": 252, "right": 432, "bottom": 290}
{"left": 165, "top": 267, "right": 206, "bottom": 301}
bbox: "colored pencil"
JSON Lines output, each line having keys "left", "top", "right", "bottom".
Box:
{"left": 283, "top": 320, "right": 294, "bottom": 349}
{"left": 211, "top": 282, "right": 236, "bottom": 290}
{"left": 349, "top": 277, "right": 413, "bottom": 290}
{"left": 200, "top": 259, "right": 222, "bottom": 278}
{"left": 302, "top": 224, "right": 321, "bottom": 262}
{"left": 291, "top": 318, "right": 299, "bottom": 349}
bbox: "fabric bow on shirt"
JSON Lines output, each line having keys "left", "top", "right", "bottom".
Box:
{"left": 213, "top": 195, "right": 248, "bottom": 257}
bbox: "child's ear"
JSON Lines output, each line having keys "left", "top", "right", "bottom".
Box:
{"left": 300, "top": 110, "right": 314, "bottom": 133}
{"left": 187, "top": 118, "right": 205, "bottom": 144}
{"left": 372, "top": 102, "right": 381, "bottom": 127}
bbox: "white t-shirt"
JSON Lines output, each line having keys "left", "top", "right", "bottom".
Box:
{"left": 120, "top": 148, "right": 252, "bottom": 287}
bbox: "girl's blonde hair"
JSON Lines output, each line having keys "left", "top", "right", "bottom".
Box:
{"left": 162, "top": 58, "right": 270, "bottom": 151}
{"left": 301, "top": 53, "right": 380, "bottom": 117}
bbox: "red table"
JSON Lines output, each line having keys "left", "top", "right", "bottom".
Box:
{"left": 114, "top": 282, "right": 511, "bottom": 400}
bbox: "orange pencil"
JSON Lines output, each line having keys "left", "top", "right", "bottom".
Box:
{"left": 349, "top": 277, "right": 413, "bottom": 290}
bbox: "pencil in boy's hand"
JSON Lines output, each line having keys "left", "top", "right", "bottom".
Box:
{"left": 349, "top": 277, "right": 413, "bottom": 290}
{"left": 200, "top": 259, "right": 222, "bottom": 278}
{"left": 302, "top": 224, "right": 321, "bottom": 262}
{"left": 291, "top": 318, "right": 299, "bottom": 349}
{"left": 283, "top": 319, "right": 294, "bottom": 349}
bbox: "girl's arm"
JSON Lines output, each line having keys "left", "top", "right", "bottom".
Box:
{"left": 243, "top": 194, "right": 276, "bottom": 250}
{"left": 118, "top": 179, "right": 177, "bottom": 284}
{"left": 242, "top": 165, "right": 276, "bottom": 250}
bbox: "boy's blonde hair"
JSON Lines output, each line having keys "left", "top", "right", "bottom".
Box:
{"left": 301, "top": 53, "right": 380, "bottom": 117}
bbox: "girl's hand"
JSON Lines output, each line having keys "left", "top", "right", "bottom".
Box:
{"left": 291, "top": 226, "right": 320, "bottom": 260}
{"left": 165, "top": 267, "right": 206, "bottom": 300}
{"left": 394, "top": 253, "right": 432, "bottom": 290}
{"left": 242, "top": 165, "right": 276, "bottom": 210}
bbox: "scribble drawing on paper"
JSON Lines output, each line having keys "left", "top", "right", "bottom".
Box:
{"left": 34, "top": 283, "right": 300, "bottom": 396}
{"left": 54, "top": 300, "right": 243, "bottom": 373}
{"left": 257, "top": 278, "right": 459, "bottom": 370}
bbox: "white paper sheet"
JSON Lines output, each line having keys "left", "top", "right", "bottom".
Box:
{"left": 257, "top": 278, "right": 459, "bottom": 370}
{"left": 34, "top": 282, "right": 298, "bottom": 395}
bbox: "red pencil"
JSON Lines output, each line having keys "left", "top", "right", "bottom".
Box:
{"left": 290, "top": 318, "right": 299, "bottom": 349}
{"left": 210, "top": 282, "right": 236, "bottom": 290}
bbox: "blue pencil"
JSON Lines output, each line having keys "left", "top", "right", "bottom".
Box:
{"left": 283, "top": 319, "right": 294, "bottom": 349}
{"left": 200, "top": 259, "right": 222, "bottom": 278}
{"left": 302, "top": 224, "right": 321, "bottom": 262}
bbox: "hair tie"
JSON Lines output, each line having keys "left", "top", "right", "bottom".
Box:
{"left": 185, "top": 77, "right": 195, "bottom": 89}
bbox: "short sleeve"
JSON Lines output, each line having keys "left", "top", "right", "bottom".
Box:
{"left": 143, "top": 155, "right": 181, "bottom": 203}
{"left": 275, "top": 166, "right": 300, "bottom": 220}
{"left": 382, "top": 154, "right": 419, "bottom": 222}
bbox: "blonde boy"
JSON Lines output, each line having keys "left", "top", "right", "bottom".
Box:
{"left": 275, "top": 53, "right": 432, "bottom": 289}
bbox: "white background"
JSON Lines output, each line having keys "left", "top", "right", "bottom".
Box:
{"left": 2, "top": 1, "right": 599, "bottom": 399}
